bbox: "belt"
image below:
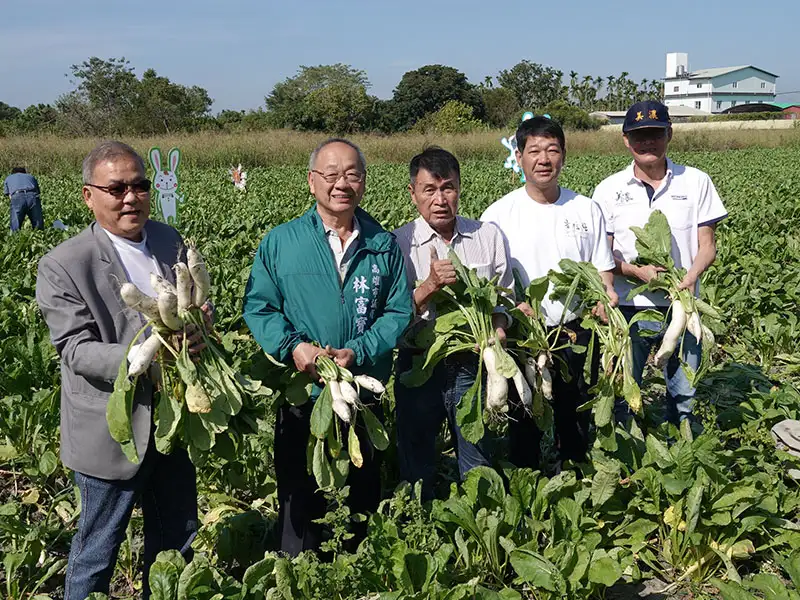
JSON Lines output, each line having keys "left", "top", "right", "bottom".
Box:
{"left": 10, "top": 189, "right": 35, "bottom": 197}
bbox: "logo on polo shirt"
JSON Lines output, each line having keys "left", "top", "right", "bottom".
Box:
{"left": 614, "top": 191, "right": 634, "bottom": 205}
{"left": 563, "top": 218, "right": 589, "bottom": 235}
{"left": 671, "top": 194, "right": 689, "bottom": 201}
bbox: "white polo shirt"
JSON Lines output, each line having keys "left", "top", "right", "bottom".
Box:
{"left": 592, "top": 159, "right": 728, "bottom": 308}
{"left": 481, "top": 186, "right": 615, "bottom": 326}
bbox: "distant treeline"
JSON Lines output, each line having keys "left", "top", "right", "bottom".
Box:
{"left": 0, "top": 58, "right": 665, "bottom": 137}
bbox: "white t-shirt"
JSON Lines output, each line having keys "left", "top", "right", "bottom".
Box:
{"left": 103, "top": 228, "right": 162, "bottom": 298}
{"left": 592, "top": 159, "right": 728, "bottom": 307}
{"left": 481, "top": 186, "right": 615, "bottom": 326}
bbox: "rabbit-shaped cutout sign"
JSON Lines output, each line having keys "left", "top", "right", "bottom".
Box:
{"left": 502, "top": 111, "right": 546, "bottom": 183}
{"left": 149, "top": 147, "right": 184, "bottom": 226}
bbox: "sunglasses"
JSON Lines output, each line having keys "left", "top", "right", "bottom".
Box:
{"left": 86, "top": 179, "right": 151, "bottom": 198}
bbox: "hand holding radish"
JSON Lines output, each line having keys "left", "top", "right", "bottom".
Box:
{"left": 292, "top": 342, "right": 329, "bottom": 381}
{"left": 635, "top": 264, "right": 666, "bottom": 283}
{"left": 326, "top": 345, "right": 355, "bottom": 369}
{"left": 677, "top": 271, "right": 699, "bottom": 291}
{"left": 516, "top": 302, "right": 535, "bottom": 318}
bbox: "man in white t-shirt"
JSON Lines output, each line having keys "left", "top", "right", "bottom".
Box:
{"left": 482, "top": 116, "right": 617, "bottom": 469}
{"left": 592, "top": 101, "right": 728, "bottom": 424}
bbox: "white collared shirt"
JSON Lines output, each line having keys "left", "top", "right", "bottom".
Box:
{"left": 392, "top": 215, "right": 513, "bottom": 319}
{"left": 592, "top": 158, "right": 728, "bottom": 307}
{"left": 102, "top": 227, "right": 162, "bottom": 298}
{"left": 481, "top": 186, "right": 615, "bottom": 326}
{"left": 323, "top": 217, "right": 361, "bottom": 281}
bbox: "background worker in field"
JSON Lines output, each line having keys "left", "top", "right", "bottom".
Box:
{"left": 592, "top": 101, "right": 728, "bottom": 425}
{"left": 35, "top": 141, "right": 209, "bottom": 600}
{"left": 243, "top": 138, "right": 413, "bottom": 555}
{"left": 392, "top": 146, "right": 513, "bottom": 501}
{"left": 4, "top": 166, "right": 44, "bottom": 231}
{"left": 482, "top": 116, "right": 617, "bottom": 470}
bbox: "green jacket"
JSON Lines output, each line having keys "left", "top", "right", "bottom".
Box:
{"left": 243, "top": 205, "right": 413, "bottom": 383}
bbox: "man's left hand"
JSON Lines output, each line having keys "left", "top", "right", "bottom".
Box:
{"left": 201, "top": 301, "right": 214, "bottom": 330}
{"left": 677, "top": 272, "right": 699, "bottom": 291}
{"left": 327, "top": 346, "right": 355, "bottom": 369}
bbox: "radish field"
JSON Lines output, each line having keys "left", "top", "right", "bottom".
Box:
{"left": 2, "top": 146, "right": 800, "bottom": 599}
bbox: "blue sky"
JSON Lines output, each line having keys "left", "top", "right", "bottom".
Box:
{"left": 2, "top": 0, "right": 798, "bottom": 112}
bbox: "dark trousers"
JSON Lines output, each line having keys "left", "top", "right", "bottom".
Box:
{"left": 274, "top": 402, "right": 381, "bottom": 557}
{"left": 64, "top": 444, "right": 197, "bottom": 600}
{"left": 10, "top": 192, "right": 43, "bottom": 231}
{"left": 509, "top": 324, "right": 595, "bottom": 470}
{"left": 395, "top": 351, "right": 492, "bottom": 502}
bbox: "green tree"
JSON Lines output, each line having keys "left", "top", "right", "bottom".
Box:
{"left": 497, "top": 61, "right": 566, "bottom": 110}
{"left": 386, "top": 65, "right": 485, "bottom": 131}
{"left": 56, "top": 57, "right": 212, "bottom": 136}
{"left": 0, "top": 102, "right": 21, "bottom": 121}
{"left": 412, "top": 100, "right": 485, "bottom": 134}
{"left": 480, "top": 86, "right": 521, "bottom": 128}
{"left": 265, "top": 64, "right": 375, "bottom": 132}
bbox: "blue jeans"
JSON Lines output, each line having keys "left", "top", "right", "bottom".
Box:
{"left": 395, "top": 351, "right": 491, "bottom": 501}
{"left": 64, "top": 444, "right": 198, "bottom": 600}
{"left": 10, "top": 192, "right": 43, "bottom": 231}
{"left": 618, "top": 306, "right": 701, "bottom": 425}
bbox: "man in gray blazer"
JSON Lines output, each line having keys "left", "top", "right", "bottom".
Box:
{"left": 36, "top": 141, "right": 200, "bottom": 600}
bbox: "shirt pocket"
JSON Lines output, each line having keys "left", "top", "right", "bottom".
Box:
{"left": 665, "top": 197, "right": 695, "bottom": 230}
{"left": 469, "top": 263, "right": 494, "bottom": 280}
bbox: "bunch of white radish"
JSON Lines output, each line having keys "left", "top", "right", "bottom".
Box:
{"left": 399, "top": 250, "right": 530, "bottom": 444}
{"left": 629, "top": 211, "right": 721, "bottom": 385}
{"left": 107, "top": 244, "right": 270, "bottom": 465}
{"left": 549, "top": 259, "right": 647, "bottom": 427}
{"left": 300, "top": 354, "right": 389, "bottom": 489}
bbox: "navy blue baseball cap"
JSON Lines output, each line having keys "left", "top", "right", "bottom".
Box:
{"left": 623, "top": 100, "right": 671, "bottom": 133}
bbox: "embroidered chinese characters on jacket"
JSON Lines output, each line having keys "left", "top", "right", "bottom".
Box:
{"left": 354, "top": 264, "right": 383, "bottom": 335}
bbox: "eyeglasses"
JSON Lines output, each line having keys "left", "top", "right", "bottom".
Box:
{"left": 311, "top": 170, "right": 365, "bottom": 184}
{"left": 86, "top": 179, "right": 151, "bottom": 198}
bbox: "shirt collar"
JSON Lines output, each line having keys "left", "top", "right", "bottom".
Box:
{"left": 413, "top": 215, "right": 471, "bottom": 245}
{"left": 626, "top": 158, "right": 674, "bottom": 186}
{"left": 102, "top": 226, "right": 149, "bottom": 250}
{"left": 323, "top": 216, "right": 361, "bottom": 238}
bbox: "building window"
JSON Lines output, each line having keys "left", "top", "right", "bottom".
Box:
{"left": 673, "top": 86, "right": 679, "bottom": 92}
{"left": 732, "top": 81, "right": 738, "bottom": 88}
{"left": 731, "top": 100, "right": 737, "bottom": 107}
{"left": 695, "top": 101, "right": 702, "bottom": 109}
{"left": 716, "top": 101, "right": 722, "bottom": 110}
{"left": 761, "top": 82, "right": 766, "bottom": 89}
{"left": 696, "top": 83, "right": 703, "bottom": 88}
{"left": 745, "top": 100, "right": 750, "bottom": 104}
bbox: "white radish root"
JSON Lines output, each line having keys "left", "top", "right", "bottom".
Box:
{"left": 512, "top": 366, "right": 532, "bottom": 408}
{"left": 174, "top": 262, "right": 193, "bottom": 313}
{"left": 339, "top": 380, "right": 361, "bottom": 406}
{"left": 128, "top": 335, "right": 162, "bottom": 377}
{"left": 157, "top": 291, "right": 183, "bottom": 331}
{"left": 120, "top": 283, "right": 161, "bottom": 323}
{"left": 686, "top": 309, "right": 703, "bottom": 343}
{"left": 537, "top": 353, "right": 553, "bottom": 401}
{"left": 188, "top": 246, "right": 211, "bottom": 308}
{"left": 329, "top": 381, "right": 352, "bottom": 423}
{"left": 354, "top": 375, "right": 385, "bottom": 394}
{"left": 655, "top": 300, "right": 687, "bottom": 368}
{"left": 523, "top": 356, "right": 538, "bottom": 391}
{"left": 150, "top": 273, "right": 177, "bottom": 296}
{"left": 483, "top": 346, "right": 509, "bottom": 411}
{"left": 185, "top": 382, "right": 212, "bottom": 414}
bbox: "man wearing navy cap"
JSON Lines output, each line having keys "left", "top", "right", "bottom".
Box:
{"left": 592, "top": 101, "right": 727, "bottom": 425}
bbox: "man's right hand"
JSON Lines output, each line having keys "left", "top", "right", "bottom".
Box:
{"left": 292, "top": 342, "right": 328, "bottom": 381}
{"left": 635, "top": 264, "right": 666, "bottom": 283}
{"left": 424, "top": 245, "right": 457, "bottom": 293}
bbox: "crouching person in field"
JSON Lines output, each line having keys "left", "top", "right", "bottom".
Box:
{"left": 481, "top": 117, "right": 618, "bottom": 471}
{"left": 393, "top": 147, "right": 513, "bottom": 501}
{"left": 35, "top": 142, "right": 206, "bottom": 600}
{"left": 242, "top": 138, "right": 413, "bottom": 556}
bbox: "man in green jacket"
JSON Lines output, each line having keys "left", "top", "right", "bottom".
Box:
{"left": 243, "top": 138, "right": 413, "bottom": 555}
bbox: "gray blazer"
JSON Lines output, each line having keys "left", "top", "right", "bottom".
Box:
{"left": 36, "top": 220, "right": 184, "bottom": 480}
